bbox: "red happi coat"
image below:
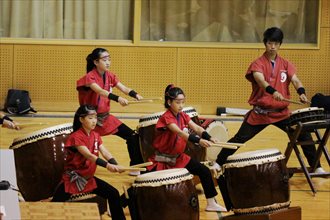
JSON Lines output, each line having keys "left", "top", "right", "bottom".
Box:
{"left": 245, "top": 52, "right": 296, "bottom": 125}
{"left": 62, "top": 128, "right": 102, "bottom": 194}
{"left": 148, "top": 110, "right": 191, "bottom": 171}
{"left": 76, "top": 69, "right": 122, "bottom": 135}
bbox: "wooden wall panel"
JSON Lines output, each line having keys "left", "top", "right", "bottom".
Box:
{"left": 11, "top": 45, "right": 93, "bottom": 111}
{"left": 321, "top": 0, "right": 329, "bottom": 27}
{"left": 108, "top": 47, "right": 177, "bottom": 94}
{"left": 105, "top": 46, "right": 177, "bottom": 113}
{"left": 177, "top": 48, "right": 258, "bottom": 113}
{"left": 0, "top": 44, "right": 13, "bottom": 107}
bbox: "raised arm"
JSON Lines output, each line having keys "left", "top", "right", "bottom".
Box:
{"left": 98, "top": 144, "right": 118, "bottom": 165}
{"left": 89, "top": 82, "right": 109, "bottom": 97}
{"left": 188, "top": 120, "right": 218, "bottom": 146}
{"left": 167, "top": 121, "right": 214, "bottom": 148}
{"left": 89, "top": 82, "right": 129, "bottom": 106}
{"left": 291, "top": 74, "right": 309, "bottom": 103}
{"left": 253, "top": 71, "right": 284, "bottom": 101}
{"left": 115, "top": 82, "right": 143, "bottom": 100}
{"left": 76, "top": 145, "right": 120, "bottom": 172}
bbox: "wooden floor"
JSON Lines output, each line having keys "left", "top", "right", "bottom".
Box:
{"left": 0, "top": 112, "right": 329, "bottom": 220}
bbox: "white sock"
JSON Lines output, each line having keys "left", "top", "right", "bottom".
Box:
{"left": 206, "top": 197, "right": 227, "bottom": 212}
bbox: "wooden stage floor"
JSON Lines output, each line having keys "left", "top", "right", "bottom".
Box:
{"left": 0, "top": 112, "right": 329, "bottom": 220}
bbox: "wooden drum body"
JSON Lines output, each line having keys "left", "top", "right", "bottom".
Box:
{"left": 9, "top": 123, "right": 72, "bottom": 201}
{"left": 132, "top": 168, "right": 199, "bottom": 220}
{"left": 138, "top": 107, "right": 206, "bottom": 162}
{"left": 223, "top": 149, "right": 290, "bottom": 215}
{"left": 289, "top": 107, "right": 325, "bottom": 127}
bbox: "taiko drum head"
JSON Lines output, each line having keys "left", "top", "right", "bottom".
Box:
{"left": 203, "top": 120, "right": 228, "bottom": 161}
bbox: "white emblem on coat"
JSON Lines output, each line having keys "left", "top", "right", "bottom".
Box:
{"left": 280, "top": 72, "right": 287, "bottom": 82}
{"left": 94, "top": 141, "right": 99, "bottom": 153}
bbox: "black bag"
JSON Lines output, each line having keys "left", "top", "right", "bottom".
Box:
{"left": 4, "top": 89, "right": 37, "bottom": 114}
{"left": 311, "top": 93, "right": 330, "bottom": 119}
{"left": 311, "top": 93, "right": 330, "bottom": 111}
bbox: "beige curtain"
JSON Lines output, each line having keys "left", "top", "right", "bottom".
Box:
{"left": 0, "top": 0, "right": 318, "bottom": 42}
{"left": 64, "top": 0, "right": 133, "bottom": 39}
{"left": 0, "top": 0, "right": 63, "bottom": 38}
{"left": 0, "top": 0, "right": 133, "bottom": 40}
{"left": 141, "top": 0, "right": 319, "bottom": 43}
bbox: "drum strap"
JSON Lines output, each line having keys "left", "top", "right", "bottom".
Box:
{"left": 97, "top": 112, "right": 109, "bottom": 126}
{"left": 155, "top": 151, "right": 179, "bottom": 166}
{"left": 66, "top": 171, "right": 88, "bottom": 192}
{"left": 253, "top": 106, "right": 284, "bottom": 115}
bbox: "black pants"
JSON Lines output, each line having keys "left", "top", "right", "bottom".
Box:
{"left": 52, "top": 177, "right": 125, "bottom": 220}
{"left": 115, "top": 123, "right": 144, "bottom": 166}
{"left": 185, "top": 158, "right": 218, "bottom": 199}
{"left": 216, "top": 118, "right": 320, "bottom": 168}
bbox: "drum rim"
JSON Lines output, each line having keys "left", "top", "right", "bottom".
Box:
{"left": 226, "top": 148, "right": 280, "bottom": 160}
{"left": 205, "top": 120, "right": 227, "bottom": 131}
{"left": 291, "top": 107, "right": 324, "bottom": 115}
{"left": 232, "top": 201, "right": 291, "bottom": 215}
{"left": 68, "top": 192, "right": 98, "bottom": 201}
{"left": 133, "top": 168, "right": 193, "bottom": 187}
{"left": 223, "top": 149, "right": 285, "bottom": 168}
{"left": 138, "top": 106, "right": 198, "bottom": 128}
{"left": 10, "top": 123, "right": 73, "bottom": 149}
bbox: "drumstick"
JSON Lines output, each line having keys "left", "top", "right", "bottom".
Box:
{"left": 130, "top": 162, "right": 153, "bottom": 168}
{"left": 210, "top": 144, "right": 239, "bottom": 150}
{"left": 210, "top": 141, "right": 245, "bottom": 149}
{"left": 128, "top": 100, "right": 153, "bottom": 104}
{"left": 17, "top": 122, "right": 49, "bottom": 128}
{"left": 120, "top": 167, "right": 146, "bottom": 172}
{"left": 215, "top": 142, "right": 245, "bottom": 147}
{"left": 282, "top": 98, "right": 304, "bottom": 105}
{"left": 142, "top": 97, "right": 162, "bottom": 101}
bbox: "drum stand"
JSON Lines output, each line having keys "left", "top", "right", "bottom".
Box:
{"left": 284, "top": 119, "right": 330, "bottom": 194}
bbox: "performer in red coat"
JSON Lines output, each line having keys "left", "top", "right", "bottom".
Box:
{"left": 77, "top": 48, "right": 144, "bottom": 171}
{"left": 52, "top": 105, "right": 126, "bottom": 220}
{"left": 216, "top": 27, "right": 325, "bottom": 172}
{"left": 147, "top": 84, "right": 227, "bottom": 212}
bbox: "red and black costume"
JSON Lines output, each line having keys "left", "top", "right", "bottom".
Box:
{"left": 76, "top": 69, "right": 143, "bottom": 166}
{"left": 147, "top": 109, "right": 218, "bottom": 199}
{"left": 52, "top": 128, "right": 125, "bottom": 220}
{"left": 216, "top": 52, "right": 320, "bottom": 169}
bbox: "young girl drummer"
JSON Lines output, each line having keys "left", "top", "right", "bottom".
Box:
{"left": 77, "top": 48, "right": 144, "bottom": 171}
{"left": 147, "top": 84, "right": 227, "bottom": 212}
{"left": 52, "top": 105, "right": 126, "bottom": 220}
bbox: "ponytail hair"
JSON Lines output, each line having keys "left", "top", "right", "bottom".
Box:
{"left": 73, "top": 105, "right": 97, "bottom": 132}
{"left": 164, "top": 84, "right": 185, "bottom": 108}
{"left": 86, "top": 48, "right": 109, "bottom": 73}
